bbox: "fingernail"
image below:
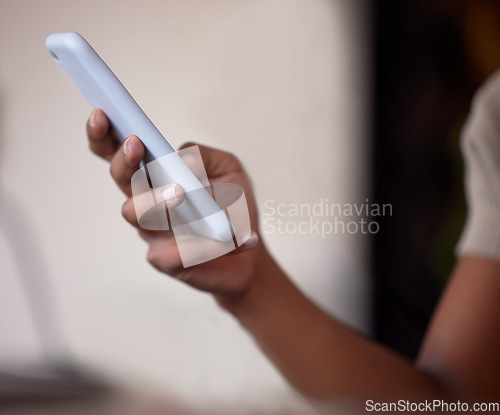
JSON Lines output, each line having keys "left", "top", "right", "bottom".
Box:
{"left": 89, "top": 110, "right": 98, "bottom": 129}
{"left": 123, "top": 136, "right": 131, "bottom": 156}
{"left": 90, "top": 109, "right": 104, "bottom": 129}
{"left": 162, "top": 183, "right": 182, "bottom": 201}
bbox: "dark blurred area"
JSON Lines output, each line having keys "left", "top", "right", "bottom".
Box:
{"left": 373, "top": 0, "right": 500, "bottom": 358}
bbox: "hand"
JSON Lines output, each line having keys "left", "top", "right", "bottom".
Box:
{"left": 86, "top": 108, "right": 265, "bottom": 301}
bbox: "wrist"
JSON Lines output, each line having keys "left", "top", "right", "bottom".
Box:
{"left": 215, "top": 241, "right": 286, "bottom": 317}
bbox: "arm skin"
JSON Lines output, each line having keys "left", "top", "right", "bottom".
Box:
{"left": 417, "top": 257, "right": 500, "bottom": 401}
{"left": 219, "top": 249, "right": 500, "bottom": 407}
{"left": 86, "top": 109, "right": 500, "bottom": 409}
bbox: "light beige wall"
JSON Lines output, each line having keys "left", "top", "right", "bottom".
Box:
{"left": 0, "top": 0, "right": 370, "bottom": 410}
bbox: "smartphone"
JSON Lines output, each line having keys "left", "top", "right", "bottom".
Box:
{"left": 46, "top": 32, "right": 233, "bottom": 242}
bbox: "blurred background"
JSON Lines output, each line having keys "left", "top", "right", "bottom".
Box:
{"left": 374, "top": 0, "right": 500, "bottom": 359}
{"left": 0, "top": 0, "right": 369, "bottom": 413}
{"left": 0, "top": 0, "right": 499, "bottom": 413}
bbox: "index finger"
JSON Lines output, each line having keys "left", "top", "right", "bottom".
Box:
{"left": 86, "top": 108, "right": 121, "bottom": 161}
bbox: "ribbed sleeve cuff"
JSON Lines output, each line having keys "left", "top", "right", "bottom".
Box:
{"left": 456, "top": 204, "right": 500, "bottom": 261}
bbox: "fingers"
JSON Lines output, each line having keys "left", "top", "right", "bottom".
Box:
{"left": 146, "top": 237, "right": 184, "bottom": 275}
{"left": 86, "top": 109, "right": 121, "bottom": 161}
{"left": 109, "top": 135, "right": 146, "bottom": 196}
{"left": 179, "top": 142, "right": 244, "bottom": 180}
{"left": 141, "top": 230, "right": 258, "bottom": 278}
{"left": 122, "top": 183, "right": 184, "bottom": 227}
{"left": 87, "top": 110, "right": 147, "bottom": 196}
{"left": 228, "top": 231, "right": 259, "bottom": 255}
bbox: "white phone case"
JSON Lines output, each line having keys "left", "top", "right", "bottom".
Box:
{"left": 46, "top": 32, "right": 233, "bottom": 242}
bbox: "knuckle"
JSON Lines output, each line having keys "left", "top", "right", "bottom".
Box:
{"left": 89, "top": 142, "right": 103, "bottom": 157}
{"left": 146, "top": 242, "right": 182, "bottom": 275}
{"left": 88, "top": 141, "right": 97, "bottom": 155}
{"left": 121, "top": 200, "right": 134, "bottom": 222}
{"left": 227, "top": 151, "right": 242, "bottom": 166}
{"left": 225, "top": 153, "right": 244, "bottom": 172}
{"left": 146, "top": 248, "right": 162, "bottom": 269}
{"left": 175, "top": 269, "right": 195, "bottom": 283}
{"left": 109, "top": 158, "right": 127, "bottom": 186}
{"left": 179, "top": 141, "right": 197, "bottom": 150}
{"left": 216, "top": 148, "right": 242, "bottom": 168}
{"left": 109, "top": 161, "right": 117, "bottom": 181}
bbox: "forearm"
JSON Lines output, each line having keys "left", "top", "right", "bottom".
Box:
{"left": 218, "top": 244, "right": 451, "bottom": 404}
{"left": 417, "top": 257, "right": 500, "bottom": 401}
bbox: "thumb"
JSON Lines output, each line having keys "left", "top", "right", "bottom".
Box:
{"left": 129, "top": 183, "right": 184, "bottom": 230}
